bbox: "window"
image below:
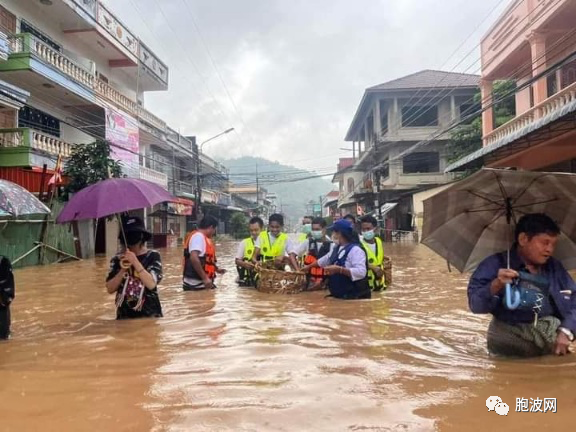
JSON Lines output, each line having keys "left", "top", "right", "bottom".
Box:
{"left": 459, "top": 103, "right": 480, "bottom": 125}
{"left": 403, "top": 152, "right": 440, "bottom": 174}
{"left": 18, "top": 106, "right": 60, "bottom": 137}
{"left": 401, "top": 105, "right": 438, "bottom": 127}
{"left": 347, "top": 178, "right": 354, "bottom": 193}
{"left": 20, "top": 20, "right": 61, "bottom": 51}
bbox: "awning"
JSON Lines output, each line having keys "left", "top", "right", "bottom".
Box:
{"left": 368, "top": 202, "right": 398, "bottom": 217}
{"left": 167, "top": 197, "right": 194, "bottom": 215}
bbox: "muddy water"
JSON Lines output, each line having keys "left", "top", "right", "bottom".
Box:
{"left": 1, "top": 242, "right": 575, "bottom": 431}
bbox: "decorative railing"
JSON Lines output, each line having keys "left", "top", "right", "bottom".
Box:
{"left": 0, "top": 129, "right": 25, "bottom": 148}
{"left": 139, "top": 165, "right": 168, "bottom": 189}
{"left": 0, "top": 128, "right": 72, "bottom": 157}
{"left": 31, "top": 130, "right": 73, "bottom": 157}
{"left": 94, "top": 78, "right": 138, "bottom": 114}
{"left": 484, "top": 81, "right": 576, "bottom": 147}
{"left": 9, "top": 34, "right": 170, "bottom": 135}
{"left": 139, "top": 42, "right": 168, "bottom": 86}
{"left": 10, "top": 34, "right": 94, "bottom": 88}
{"left": 97, "top": 1, "right": 138, "bottom": 57}
{"left": 138, "top": 106, "right": 166, "bottom": 131}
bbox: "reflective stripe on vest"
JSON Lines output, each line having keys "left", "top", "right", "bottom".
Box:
{"left": 362, "top": 237, "right": 385, "bottom": 289}
{"left": 259, "top": 232, "right": 288, "bottom": 261}
{"left": 183, "top": 231, "right": 217, "bottom": 280}
{"left": 243, "top": 237, "right": 256, "bottom": 261}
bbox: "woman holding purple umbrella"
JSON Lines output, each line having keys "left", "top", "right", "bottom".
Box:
{"left": 105, "top": 216, "right": 163, "bottom": 319}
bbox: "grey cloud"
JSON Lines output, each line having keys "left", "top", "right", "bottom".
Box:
{"left": 103, "top": 0, "right": 507, "bottom": 170}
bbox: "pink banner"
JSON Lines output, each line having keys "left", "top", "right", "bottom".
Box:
{"left": 105, "top": 107, "right": 139, "bottom": 178}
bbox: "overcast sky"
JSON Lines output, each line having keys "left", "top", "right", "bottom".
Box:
{"left": 103, "top": 0, "right": 508, "bottom": 172}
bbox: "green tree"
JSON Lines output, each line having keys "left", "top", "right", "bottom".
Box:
{"left": 446, "top": 80, "right": 516, "bottom": 166}
{"left": 64, "top": 140, "right": 123, "bottom": 195}
{"left": 229, "top": 212, "right": 249, "bottom": 239}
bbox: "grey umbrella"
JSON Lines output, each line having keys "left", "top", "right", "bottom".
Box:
{"left": 421, "top": 168, "right": 576, "bottom": 273}
{"left": 0, "top": 179, "right": 50, "bottom": 217}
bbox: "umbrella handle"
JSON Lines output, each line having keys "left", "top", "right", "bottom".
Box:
{"left": 505, "top": 283, "right": 521, "bottom": 310}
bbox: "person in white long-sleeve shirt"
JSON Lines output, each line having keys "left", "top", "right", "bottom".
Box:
{"left": 303, "top": 219, "right": 370, "bottom": 299}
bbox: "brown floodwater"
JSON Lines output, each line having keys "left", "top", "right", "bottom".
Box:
{"left": 1, "top": 241, "right": 575, "bottom": 431}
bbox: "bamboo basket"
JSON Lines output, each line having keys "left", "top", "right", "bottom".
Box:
{"left": 383, "top": 256, "right": 393, "bottom": 286}
{"left": 255, "top": 268, "right": 308, "bottom": 294}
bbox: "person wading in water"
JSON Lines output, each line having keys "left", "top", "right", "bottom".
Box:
{"left": 106, "top": 216, "right": 163, "bottom": 319}
{"left": 303, "top": 219, "right": 370, "bottom": 300}
{"left": 235, "top": 216, "right": 264, "bottom": 286}
{"left": 183, "top": 216, "right": 226, "bottom": 291}
{"left": 469, "top": 213, "right": 576, "bottom": 357}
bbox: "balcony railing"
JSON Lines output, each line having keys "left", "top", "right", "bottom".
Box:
{"left": 484, "top": 81, "right": 576, "bottom": 147}
{"left": 139, "top": 165, "right": 168, "bottom": 189}
{"left": 8, "top": 33, "right": 169, "bottom": 135}
{"left": 10, "top": 34, "right": 95, "bottom": 88}
{"left": 0, "top": 128, "right": 72, "bottom": 157}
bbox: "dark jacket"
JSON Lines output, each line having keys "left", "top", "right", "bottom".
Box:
{"left": 468, "top": 249, "right": 576, "bottom": 332}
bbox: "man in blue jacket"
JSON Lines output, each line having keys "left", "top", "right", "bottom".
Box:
{"left": 468, "top": 213, "right": 576, "bottom": 357}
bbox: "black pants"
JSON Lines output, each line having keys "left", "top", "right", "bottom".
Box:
{"left": 0, "top": 305, "right": 10, "bottom": 340}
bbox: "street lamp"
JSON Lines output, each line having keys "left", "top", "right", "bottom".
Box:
{"left": 200, "top": 128, "right": 235, "bottom": 153}
{"left": 195, "top": 128, "right": 235, "bottom": 220}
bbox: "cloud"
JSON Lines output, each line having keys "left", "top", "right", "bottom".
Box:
{"left": 102, "top": 0, "right": 508, "bottom": 172}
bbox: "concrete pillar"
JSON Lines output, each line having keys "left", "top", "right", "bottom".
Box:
{"left": 529, "top": 31, "right": 548, "bottom": 107}
{"left": 480, "top": 79, "right": 494, "bottom": 141}
{"left": 373, "top": 99, "right": 382, "bottom": 139}
{"left": 390, "top": 97, "right": 400, "bottom": 136}
{"left": 450, "top": 95, "right": 457, "bottom": 122}
{"left": 364, "top": 121, "right": 371, "bottom": 149}
{"left": 515, "top": 75, "right": 532, "bottom": 115}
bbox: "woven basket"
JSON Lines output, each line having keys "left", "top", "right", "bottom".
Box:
{"left": 383, "top": 256, "right": 393, "bottom": 286}
{"left": 256, "top": 268, "right": 308, "bottom": 294}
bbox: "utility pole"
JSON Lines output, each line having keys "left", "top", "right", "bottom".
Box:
{"left": 195, "top": 142, "right": 202, "bottom": 220}
{"left": 255, "top": 162, "right": 259, "bottom": 207}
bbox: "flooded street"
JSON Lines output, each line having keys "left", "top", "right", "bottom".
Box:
{"left": 1, "top": 241, "right": 575, "bottom": 431}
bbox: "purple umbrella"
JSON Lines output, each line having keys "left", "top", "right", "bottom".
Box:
{"left": 57, "top": 178, "right": 175, "bottom": 223}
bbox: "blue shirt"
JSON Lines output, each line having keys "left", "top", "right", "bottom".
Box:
{"left": 468, "top": 248, "right": 576, "bottom": 332}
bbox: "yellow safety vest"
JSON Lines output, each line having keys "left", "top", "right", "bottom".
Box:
{"left": 298, "top": 233, "right": 308, "bottom": 243}
{"left": 243, "top": 237, "right": 256, "bottom": 261}
{"left": 259, "top": 232, "right": 288, "bottom": 261}
{"left": 362, "top": 237, "right": 386, "bottom": 290}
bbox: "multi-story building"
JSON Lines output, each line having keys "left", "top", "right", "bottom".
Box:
{"left": 0, "top": 0, "right": 227, "bottom": 255}
{"left": 343, "top": 70, "right": 479, "bottom": 232}
{"left": 331, "top": 157, "right": 363, "bottom": 217}
{"left": 446, "top": 0, "right": 576, "bottom": 173}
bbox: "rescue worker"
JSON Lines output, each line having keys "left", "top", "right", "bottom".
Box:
{"left": 289, "top": 217, "right": 332, "bottom": 290}
{"left": 183, "top": 216, "right": 226, "bottom": 290}
{"left": 298, "top": 216, "right": 313, "bottom": 243}
{"left": 252, "top": 213, "right": 294, "bottom": 270}
{"left": 235, "top": 216, "right": 264, "bottom": 286}
{"left": 303, "top": 219, "right": 370, "bottom": 300}
{"left": 344, "top": 214, "right": 357, "bottom": 231}
{"left": 360, "top": 215, "right": 386, "bottom": 291}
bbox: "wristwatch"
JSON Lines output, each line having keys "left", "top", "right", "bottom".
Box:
{"left": 558, "top": 327, "right": 575, "bottom": 341}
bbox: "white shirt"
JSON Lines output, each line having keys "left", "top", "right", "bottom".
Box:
{"left": 317, "top": 244, "right": 367, "bottom": 282}
{"left": 184, "top": 232, "right": 208, "bottom": 286}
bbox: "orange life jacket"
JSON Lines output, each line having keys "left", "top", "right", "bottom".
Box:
{"left": 183, "top": 231, "right": 217, "bottom": 280}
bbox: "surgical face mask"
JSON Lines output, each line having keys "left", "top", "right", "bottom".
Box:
{"left": 311, "top": 230, "right": 324, "bottom": 240}
{"left": 302, "top": 224, "right": 312, "bottom": 234}
{"left": 362, "top": 230, "right": 376, "bottom": 241}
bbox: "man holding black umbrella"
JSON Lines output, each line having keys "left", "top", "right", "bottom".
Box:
{"left": 468, "top": 214, "right": 576, "bottom": 357}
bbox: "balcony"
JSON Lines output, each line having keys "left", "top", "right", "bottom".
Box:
{"left": 139, "top": 165, "right": 168, "bottom": 189}
{"left": 0, "top": 128, "right": 73, "bottom": 168}
{"left": 2, "top": 34, "right": 168, "bottom": 135}
{"left": 484, "top": 81, "right": 576, "bottom": 148}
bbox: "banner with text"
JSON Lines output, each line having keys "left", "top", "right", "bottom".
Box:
{"left": 105, "top": 107, "right": 139, "bottom": 178}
